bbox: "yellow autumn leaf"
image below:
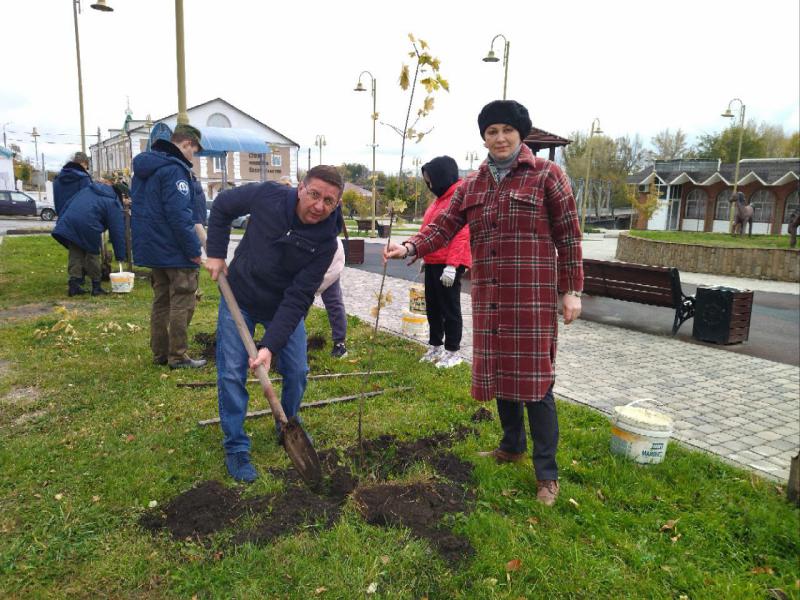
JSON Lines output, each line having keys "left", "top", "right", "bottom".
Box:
{"left": 659, "top": 518, "right": 679, "bottom": 532}
{"left": 399, "top": 65, "right": 410, "bottom": 90}
{"left": 407, "top": 32, "right": 415, "bottom": 42}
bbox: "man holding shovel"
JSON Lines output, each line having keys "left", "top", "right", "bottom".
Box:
{"left": 205, "top": 165, "right": 343, "bottom": 483}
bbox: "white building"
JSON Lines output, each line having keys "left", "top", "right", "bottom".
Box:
{"left": 89, "top": 98, "right": 300, "bottom": 197}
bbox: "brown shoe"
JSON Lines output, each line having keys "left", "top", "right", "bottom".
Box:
{"left": 476, "top": 448, "right": 526, "bottom": 464}
{"left": 536, "top": 480, "right": 560, "bottom": 506}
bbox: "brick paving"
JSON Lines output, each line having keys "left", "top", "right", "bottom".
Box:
{"left": 318, "top": 262, "right": 799, "bottom": 482}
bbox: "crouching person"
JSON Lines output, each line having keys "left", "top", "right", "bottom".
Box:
{"left": 51, "top": 182, "right": 127, "bottom": 296}
{"left": 205, "top": 165, "right": 343, "bottom": 483}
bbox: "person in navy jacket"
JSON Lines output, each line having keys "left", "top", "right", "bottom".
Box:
{"left": 53, "top": 151, "right": 92, "bottom": 216}
{"left": 51, "top": 182, "right": 127, "bottom": 296}
{"left": 131, "top": 124, "right": 205, "bottom": 370}
{"left": 204, "top": 165, "right": 343, "bottom": 483}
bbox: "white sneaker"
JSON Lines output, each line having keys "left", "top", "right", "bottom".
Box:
{"left": 436, "top": 350, "right": 464, "bottom": 369}
{"left": 419, "top": 345, "right": 445, "bottom": 363}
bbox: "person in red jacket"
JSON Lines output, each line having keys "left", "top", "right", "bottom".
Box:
{"left": 418, "top": 156, "right": 471, "bottom": 368}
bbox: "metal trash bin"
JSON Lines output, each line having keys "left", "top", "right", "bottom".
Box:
{"left": 692, "top": 286, "right": 754, "bottom": 344}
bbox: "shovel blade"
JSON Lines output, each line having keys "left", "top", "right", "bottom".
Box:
{"left": 281, "top": 418, "right": 322, "bottom": 487}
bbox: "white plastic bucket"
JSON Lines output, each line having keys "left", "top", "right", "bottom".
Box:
{"left": 110, "top": 271, "right": 135, "bottom": 293}
{"left": 401, "top": 311, "right": 427, "bottom": 339}
{"left": 610, "top": 400, "right": 673, "bottom": 464}
{"left": 409, "top": 284, "right": 426, "bottom": 315}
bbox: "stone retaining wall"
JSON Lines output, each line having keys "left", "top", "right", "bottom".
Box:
{"left": 615, "top": 233, "right": 800, "bottom": 282}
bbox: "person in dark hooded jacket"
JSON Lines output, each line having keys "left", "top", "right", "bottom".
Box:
{"left": 131, "top": 124, "right": 205, "bottom": 370}
{"left": 52, "top": 182, "right": 127, "bottom": 296}
{"left": 417, "top": 155, "right": 471, "bottom": 368}
{"left": 53, "top": 152, "right": 92, "bottom": 216}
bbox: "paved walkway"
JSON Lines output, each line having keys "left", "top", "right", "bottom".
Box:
{"left": 316, "top": 253, "right": 799, "bottom": 482}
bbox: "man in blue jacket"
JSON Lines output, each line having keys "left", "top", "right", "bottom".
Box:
{"left": 51, "top": 182, "right": 127, "bottom": 296}
{"left": 131, "top": 124, "right": 205, "bottom": 370}
{"left": 205, "top": 165, "right": 343, "bottom": 483}
{"left": 53, "top": 151, "right": 92, "bottom": 216}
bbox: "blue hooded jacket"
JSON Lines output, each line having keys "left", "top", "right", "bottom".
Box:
{"left": 207, "top": 181, "right": 339, "bottom": 353}
{"left": 52, "top": 182, "right": 126, "bottom": 259}
{"left": 130, "top": 140, "right": 201, "bottom": 269}
{"left": 53, "top": 162, "right": 91, "bottom": 215}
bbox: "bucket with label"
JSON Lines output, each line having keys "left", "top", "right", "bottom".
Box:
{"left": 110, "top": 266, "right": 135, "bottom": 293}
{"left": 409, "top": 284, "right": 426, "bottom": 314}
{"left": 401, "top": 311, "right": 427, "bottom": 339}
{"left": 610, "top": 400, "right": 673, "bottom": 464}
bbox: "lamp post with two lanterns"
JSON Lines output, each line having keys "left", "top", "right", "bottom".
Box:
{"left": 354, "top": 71, "right": 378, "bottom": 234}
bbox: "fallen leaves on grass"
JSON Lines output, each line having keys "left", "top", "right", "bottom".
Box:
{"left": 506, "top": 559, "right": 522, "bottom": 572}
{"left": 314, "top": 587, "right": 327, "bottom": 595}
{"left": 659, "top": 519, "right": 679, "bottom": 532}
{"left": 526, "top": 517, "right": 539, "bottom": 526}
{"left": 366, "top": 582, "right": 378, "bottom": 594}
{"left": 751, "top": 566, "right": 775, "bottom": 575}
{"left": 568, "top": 498, "right": 579, "bottom": 509}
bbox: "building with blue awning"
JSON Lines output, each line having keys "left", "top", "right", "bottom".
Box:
{"left": 89, "top": 98, "right": 299, "bottom": 198}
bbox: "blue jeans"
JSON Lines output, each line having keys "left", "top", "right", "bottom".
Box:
{"left": 216, "top": 296, "right": 309, "bottom": 455}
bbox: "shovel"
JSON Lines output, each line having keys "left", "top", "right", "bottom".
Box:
{"left": 216, "top": 272, "right": 322, "bottom": 487}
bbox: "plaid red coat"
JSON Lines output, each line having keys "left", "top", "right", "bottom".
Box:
{"left": 408, "top": 144, "right": 583, "bottom": 402}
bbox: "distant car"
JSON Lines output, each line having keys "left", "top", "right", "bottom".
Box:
{"left": 0, "top": 190, "right": 40, "bottom": 218}
{"left": 206, "top": 200, "right": 248, "bottom": 229}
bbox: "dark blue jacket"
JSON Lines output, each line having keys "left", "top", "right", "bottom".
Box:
{"left": 130, "top": 140, "right": 201, "bottom": 269}
{"left": 53, "top": 162, "right": 91, "bottom": 215}
{"left": 192, "top": 177, "right": 207, "bottom": 226}
{"left": 207, "top": 181, "right": 338, "bottom": 353}
{"left": 52, "top": 182, "right": 126, "bottom": 259}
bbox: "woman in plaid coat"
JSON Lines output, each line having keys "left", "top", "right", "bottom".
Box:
{"left": 385, "top": 100, "right": 583, "bottom": 506}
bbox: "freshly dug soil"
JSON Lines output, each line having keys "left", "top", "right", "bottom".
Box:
{"left": 139, "top": 480, "right": 242, "bottom": 540}
{"left": 346, "top": 426, "right": 475, "bottom": 478}
{"left": 193, "top": 332, "right": 217, "bottom": 362}
{"left": 354, "top": 481, "right": 475, "bottom": 564}
{"left": 471, "top": 407, "right": 494, "bottom": 422}
{"left": 306, "top": 333, "right": 326, "bottom": 351}
{"left": 140, "top": 429, "right": 477, "bottom": 562}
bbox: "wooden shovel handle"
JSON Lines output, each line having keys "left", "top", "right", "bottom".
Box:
{"left": 217, "top": 272, "right": 288, "bottom": 426}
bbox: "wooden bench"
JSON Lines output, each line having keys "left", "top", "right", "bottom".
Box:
{"left": 355, "top": 219, "right": 388, "bottom": 237}
{"left": 582, "top": 259, "right": 695, "bottom": 335}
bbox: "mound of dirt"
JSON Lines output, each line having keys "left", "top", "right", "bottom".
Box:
{"left": 306, "top": 334, "right": 326, "bottom": 351}
{"left": 354, "top": 481, "right": 475, "bottom": 564}
{"left": 139, "top": 480, "right": 242, "bottom": 540}
{"left": 193, "top": 332, "right": 217, "bottom": 361}
{"left": 140, "top": 428, "right": 478, "bottom": 563}
{"left": 345, "top": 426, "right": 475, "bottom": 478}
{"left": 471, "top": 407, "right": 494, "bottom": 422}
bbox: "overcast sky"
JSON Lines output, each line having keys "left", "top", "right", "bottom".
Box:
{"left": 2, "top": 0, "right": 798, "bottom": 174}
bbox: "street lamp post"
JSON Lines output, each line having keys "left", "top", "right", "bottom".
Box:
{"left": 314, "top": 135, "right": 326, "bottom": 165}
{"left": 174, "top": 0, "right": 189, "bottom": 125}
{"left": 72, "top": 0, "right": 113, "bottom": 154}
{"left": 354, "top": 71, "right": 378, "bottom": 234}
{"left": 465, "top": 151, "right": 479, "bottom": 170}
{"left": 2, "top": 122, "right": 10, "bottom": 148}
{"left": 721, "top": 98, "right": 746, "bottom": 233}
{"left": 579, "top": 118, "right": 603, "bottom": 234}
{"left": 482, "top": 34, "right": 510, "bottom": 99}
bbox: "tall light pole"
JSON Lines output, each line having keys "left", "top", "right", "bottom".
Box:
{"left": 314, "top": 135, "right": 326, "bottom": 165}
{"left": 2, "top": 122, "right": 10, "bottom": 149}
{"left": 482, "top": 34, "right": 510, "bottom": 99}
{"left": 465, "top": 151, "right": 479, "bottom": 170}
{"left": 721, "top": 98, "right": 746, "bottom": 233}
{"left": 72, "top": 0, "right": 113, "bottom": 154}
{"left": 354, "top": 70, "right": 378, "bottom": 234}
{"left": 174, "top": 0, "right": 189, "bottom": 125}
{"left": 579, "top": 118, "right": 603, "bottom": 234}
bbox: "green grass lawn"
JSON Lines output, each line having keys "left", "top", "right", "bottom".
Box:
{"left": 629, "top": 230, "right": 798, "bottom": 250}
{"left": 1, "top": 236, "right": 798, "bottom": 599}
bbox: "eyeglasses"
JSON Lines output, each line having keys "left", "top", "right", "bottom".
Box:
{"left": 304, "top": 186, "right": 339, "bottom": 210}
